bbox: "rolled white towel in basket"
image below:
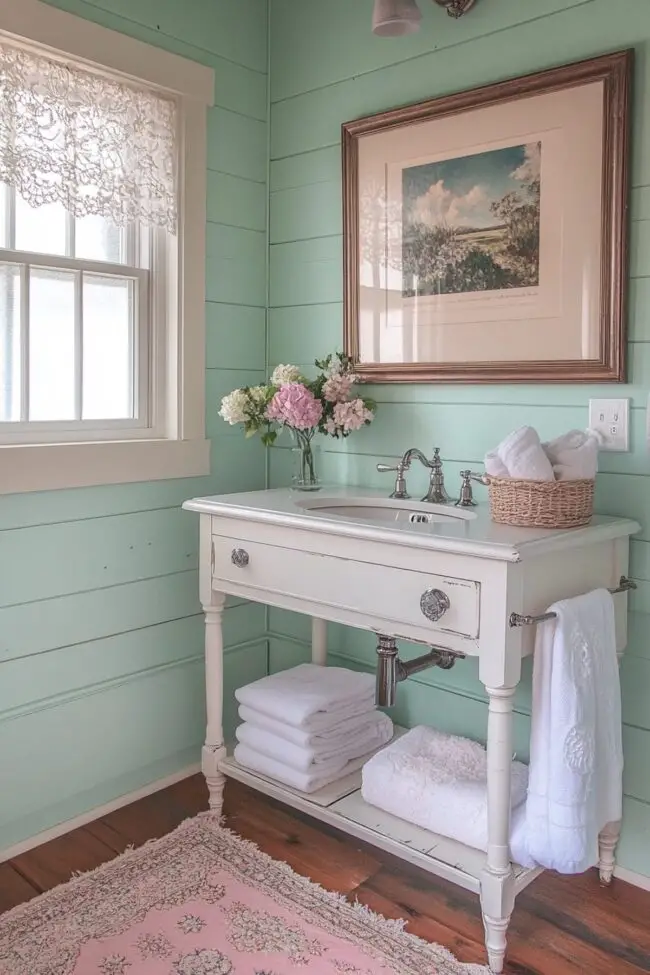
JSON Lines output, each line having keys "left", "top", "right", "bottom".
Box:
{"left": 236, "top": 712, "right": 394, "bottom": 772}
{"left": 489, "top": 426, "right": 555, "bottom": 481}
{"left": 361, "top": 725, "right": 528, "bottom": 853}
{"left": 543, "top": 429, "right": 601, "bottom": 481}
{"left": 235, "top": 663, "right": 375, "bottom": 731}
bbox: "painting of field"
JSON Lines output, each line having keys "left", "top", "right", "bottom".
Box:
{"left": 402, "top": 142, "right": 541, "bottom": 297}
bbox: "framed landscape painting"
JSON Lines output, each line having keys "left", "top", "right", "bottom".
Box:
{"left": 342, "top": 51, "right": 632, "bottom": 383}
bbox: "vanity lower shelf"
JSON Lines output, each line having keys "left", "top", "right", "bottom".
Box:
{"left": 220, "top": 753, "right": 541, "bottom": 896}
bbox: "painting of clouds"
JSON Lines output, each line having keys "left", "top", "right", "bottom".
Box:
{"left": 402, "top": 142, "right": 541, "bottom": 297}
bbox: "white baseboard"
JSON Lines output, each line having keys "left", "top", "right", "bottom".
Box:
{"left": 613, "top": 864, "right": 650, "bottom": 892}
{"left": 0, "top": 763, "right": 201, "bottom": 863}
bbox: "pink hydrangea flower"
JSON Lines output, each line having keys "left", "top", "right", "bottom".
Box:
{"left": 323, "top": 373, "right": 355, "bottom": 403}
{"left": 332, "top": 398, "right": 374, "bottom": 433}
{"left": 266, "top": 382, "right": 323, "bottom": 430}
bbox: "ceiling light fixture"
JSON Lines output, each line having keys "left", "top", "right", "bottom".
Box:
{"left": 372, "top": 0, "right": 475, "bottom": 36}
{"left": 432, "top": 0, "right": 475, "bottom": 17}
{"left": 372, "top": 0, "right": 422, "bottom": 37}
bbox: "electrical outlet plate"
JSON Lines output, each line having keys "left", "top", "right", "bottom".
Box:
{"left": 588, "top": 398, "right": 629, "bottom": 452}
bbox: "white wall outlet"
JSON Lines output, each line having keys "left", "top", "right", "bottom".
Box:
{"left": 588, "top": 398, "right": 630, "bottom": 452}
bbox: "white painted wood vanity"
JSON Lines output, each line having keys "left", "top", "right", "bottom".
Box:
{"left": 183, "top": 486, "right": 639, "bottom": 973}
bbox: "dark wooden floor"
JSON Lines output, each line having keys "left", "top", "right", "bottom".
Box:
{"left": 2, "top": 775, "right": 650, "bottom": 974}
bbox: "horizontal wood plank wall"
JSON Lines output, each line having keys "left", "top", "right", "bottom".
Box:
{"left": 0, "top": 0, "right": 269, "bottom": 854}
{"left": 267, "top": 0, "right": 650, "bottom": 878}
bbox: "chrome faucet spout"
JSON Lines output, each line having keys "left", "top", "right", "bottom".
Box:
{"left": 402, "top": 447, "right": 430, "bottom": 469}
{"left": 377, "top": 446, "right": 451, "bottom": 504}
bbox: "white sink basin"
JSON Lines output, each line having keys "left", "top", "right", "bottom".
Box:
{"left": 295, "top": 496, "right": 476, "bottom": 525}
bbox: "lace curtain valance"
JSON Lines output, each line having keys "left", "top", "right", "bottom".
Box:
{"left": 0, "top": 43, "right": 178, "bottom": 233}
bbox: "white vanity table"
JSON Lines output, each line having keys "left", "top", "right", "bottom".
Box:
{"left": 183, "top": 486, "right": 639, "bottom": 973}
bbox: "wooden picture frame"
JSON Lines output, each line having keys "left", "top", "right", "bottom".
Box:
{"left": 342, "top": 51, "right": 632, "bottom": 384}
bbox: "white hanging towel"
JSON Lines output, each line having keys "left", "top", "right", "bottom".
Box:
{"left": 235, "top": 713, "right": 394, "bottom": 772}
{"left": 511, "top": 589, "right": 623, "bottom": 873}
{"left": 234, "top": 663, "right": 375, "bottom": 730}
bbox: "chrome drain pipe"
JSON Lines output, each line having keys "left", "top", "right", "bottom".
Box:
{"left": 375, "top": 634, "right": 464, "bottom": 707}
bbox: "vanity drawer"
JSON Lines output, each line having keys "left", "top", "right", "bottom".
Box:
{"left": 212, "top": 535, "right": 480, "bottom": 639}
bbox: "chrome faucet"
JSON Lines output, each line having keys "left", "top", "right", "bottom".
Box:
{"left": 377, "top": 447, "right": 451, "bottom": 504}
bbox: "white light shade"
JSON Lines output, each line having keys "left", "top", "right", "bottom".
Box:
{"left": 372, "top": 0, "right": 422, "bottom": 36}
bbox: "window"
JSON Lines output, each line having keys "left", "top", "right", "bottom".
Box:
{"left": 0, "top": 1, "right": 213, "bottom": 492}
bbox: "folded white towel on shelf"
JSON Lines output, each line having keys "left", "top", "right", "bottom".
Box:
{"left": 492, "top": 425, "right": 555, "bottom": 481}
{"left": 361, "top": 725, "right": 529, "bottom": 854}
{"left": 237, "top": 704, "right": 384, "bottom": 748}
{"left": 234, "top": 742, "right": 371, "bottom": 794}
{"left": 235, "top": 712, "right": 394, "bottom": 772}
{"left": 543, "top": 429, "right": 601, "bottom": 481}
{"left": 510, "top": 589, "right": 623, "bottom": 874}
{"left": 234, "top": 663, "right": 375, "bottom": 730}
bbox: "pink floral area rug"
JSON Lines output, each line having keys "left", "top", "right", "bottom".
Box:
{"left": 0, "top": 813, "right": 487, "bottom": 975}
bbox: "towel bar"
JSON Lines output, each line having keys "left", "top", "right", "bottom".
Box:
{"left": 508, "top": 576, "right": 637, "bottom": 628}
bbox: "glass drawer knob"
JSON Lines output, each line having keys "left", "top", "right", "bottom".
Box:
{"left": 231, "top": 548, "right": 249, "bottom": 568}
{"left": 420, "top": 588, "right": 450, "bottom": 622}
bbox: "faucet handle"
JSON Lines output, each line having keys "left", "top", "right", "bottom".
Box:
{"left": 377, "top": 460, "right": 410, "bottom": 499}
{"left": 455, "top": 470, "right": 488, "bottom": 508}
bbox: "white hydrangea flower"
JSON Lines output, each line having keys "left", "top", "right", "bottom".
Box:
{"left": 247, "top": 385, "right": 268, "bottom": 407}
{"left": 219, "top": 388, "right": 249, "bottom": 425}
{"left": 271, "top": 363, "right": 302, "bottom": 386}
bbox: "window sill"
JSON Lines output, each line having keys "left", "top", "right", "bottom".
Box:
{"left": 0, "top": 438, "right": 211, "bottom": 494}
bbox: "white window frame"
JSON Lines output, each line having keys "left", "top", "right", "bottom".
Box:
{"left": 0, "top": 0, "right": 213, "bottom": 493}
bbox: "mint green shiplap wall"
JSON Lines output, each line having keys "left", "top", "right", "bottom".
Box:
{"left": 0, "top": 0, "right": 269, "bottom": 852}
{"left": 267, "top": 0, "right": 650, "bottom": 876}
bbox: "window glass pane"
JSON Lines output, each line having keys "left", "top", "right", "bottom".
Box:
{"left": 82, "top": 275, "right": 134, "bottom": 420}
{"left": 75, "top": 215, "right": 123, "bottom": 264}
{"left": 0, "top": 187, "right": 8, "bottom": 250}
{"left": 15, "top": 194, "right": 67, "bottom": 256}
{"left": 29, "top": 269, "right": 75, "bottom": 420}
{"left": 0, "top": 265, "right": 21, "bottom": 421}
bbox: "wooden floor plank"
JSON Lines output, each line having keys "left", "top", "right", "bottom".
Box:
{"left": 87, "top": 784, "right": 203, "bottom": 850}
{"left": 2, "top": 772, "right": 650, "bottom": 975}
{"left": 519, "top": 869, "right": 650, "bottom": 963}
{"left": 8, "top": 826, "right": 116, "bottom": 893}
{"left": 223, "top": 779, "right": 382, "bottom": 894}
{"left": 0, "top": 862, "right": 40, "bottom": 913}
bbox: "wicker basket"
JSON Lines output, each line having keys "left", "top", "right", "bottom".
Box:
{"left": 487, "top": 476, "right": 595, "bottom": 529}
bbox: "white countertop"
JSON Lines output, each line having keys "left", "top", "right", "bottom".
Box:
{"left": 183, "top": 486, "right": 639, "bottom": 563}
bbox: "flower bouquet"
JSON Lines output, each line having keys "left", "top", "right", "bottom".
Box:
{"left": 219, "top": 353, "right": 376, "bottom": 490}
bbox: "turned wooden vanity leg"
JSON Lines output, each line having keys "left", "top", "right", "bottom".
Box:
{"left": 311, "top": 617, "right": 328, "bottom": 666}
{"left": 598, "top": 821, "right": 622, "bottom": 886}
{"left": 202, "top": 592, "right": 228, "bottom": 814}
{"left": 481, "top": 686, "right": 517, "bottom": 975}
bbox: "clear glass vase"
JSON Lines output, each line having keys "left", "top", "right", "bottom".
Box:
{"left": 290, "top": 430, "right": 321, "bottom": 492}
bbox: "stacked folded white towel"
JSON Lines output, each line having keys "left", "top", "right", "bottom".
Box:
{"left": 234, "top": 663, "right": 394, "bottom": 794}
{"left": 361, "top": 725, "right": 529, "bottom": 854}
{"left": 485, "top": 425, "right": 602, "bottom": 482}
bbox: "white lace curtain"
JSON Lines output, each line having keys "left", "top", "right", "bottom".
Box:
{"left": 0, "top": 43, "right": 178, "bottom": 234}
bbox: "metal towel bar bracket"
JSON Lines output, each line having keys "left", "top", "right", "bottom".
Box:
{"left": 508, "top": 576, "right": 637, "bottom": 628}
